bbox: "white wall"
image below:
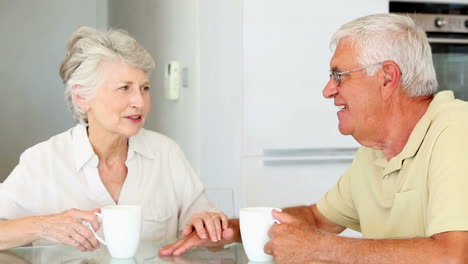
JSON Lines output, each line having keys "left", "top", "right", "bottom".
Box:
{"left": 108, "top": 0, "right": 201, "bottom": 173}
{"left": 108, "top": 0, "right": 242, "bottom": 216}
{"left": 199, "top": 0, "right": 243, "bottom": 217}
{"left": 0, "top": 0, "right": 108, "bottom": 182}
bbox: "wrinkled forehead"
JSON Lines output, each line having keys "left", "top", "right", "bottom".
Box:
{"left": 97, "top": 60, "right": 150, "bottom": 85}
{"left": 330, "top": 40, "right": 360, "bottom": 70}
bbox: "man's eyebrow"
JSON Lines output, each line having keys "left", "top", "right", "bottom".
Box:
{"left": 331, "top": 66, "right": 341, "bottom": 72}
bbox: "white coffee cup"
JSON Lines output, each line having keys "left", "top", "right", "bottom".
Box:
{"left": 240, "top": 207, "right": 282, "bottom": 262}
{"left": 85, "top": 205, "right": 142, "bottom": 258}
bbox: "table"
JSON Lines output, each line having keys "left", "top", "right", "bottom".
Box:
{"left": 1, "top": 241, "right": 268, "bottom": 264}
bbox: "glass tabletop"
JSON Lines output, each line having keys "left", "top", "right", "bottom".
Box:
{"left": 1, "top": 241, "right": 262, "bottom": 264}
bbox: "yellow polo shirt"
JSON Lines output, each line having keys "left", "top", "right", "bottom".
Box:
{"left": 317, "top": 91, "right": 468, "bottom": 239}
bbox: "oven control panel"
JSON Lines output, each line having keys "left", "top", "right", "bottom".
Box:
{"left": 409, "top": 14, "right": 468, "bottom": 33}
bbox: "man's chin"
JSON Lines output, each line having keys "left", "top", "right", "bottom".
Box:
{"left": 338, "top": 125, "right": 352, "bottom": 136}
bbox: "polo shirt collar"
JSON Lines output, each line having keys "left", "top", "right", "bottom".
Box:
{"left": 73, "top": 125, "right": 155, "bottom": 171}
{"left": 375, "top": 91, "right": 455, "bottom": 175}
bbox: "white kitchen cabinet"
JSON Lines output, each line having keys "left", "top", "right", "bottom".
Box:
{"left": 241, "top": 157, "right": 361, "bottom": 237}
{"left": 243, "top": 0, "right": 388, "bottom": 155}
{"left": 241, "top": 158, "right": 352, "bottom": 208}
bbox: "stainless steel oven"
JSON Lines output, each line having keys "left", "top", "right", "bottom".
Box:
{"left": 390, "top": 1, "right": 468, "bottom": 100}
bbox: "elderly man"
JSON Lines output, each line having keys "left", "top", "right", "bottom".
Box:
{"left": 160, "top": 13, "right": 468, "bottom": 263}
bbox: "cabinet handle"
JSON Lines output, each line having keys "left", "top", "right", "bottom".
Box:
{"left": 262, "top": 147, "right": 358, "bottom": 166}
{"left": 428, "top": 37, "right": 468, "bottom": 44}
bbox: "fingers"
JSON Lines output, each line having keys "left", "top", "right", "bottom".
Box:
{"left": 159, "top": 228, "right": 236, "bottom": 257}
{"left": 221, "top": 228, "right": 235, "bottom": 241}
{"left": 73, "top": 221, "right": 100, "bottom": 249}
{"left": 67, "top": 209, "right": 101, "bottom": 249}
{"left": 182, "top": 223, "right": 194, "bottom": 236}
{"left": 37, "top": 209, "right": 101, "bottom": 251}
{"left": 60, "top": 232, "right": 87, "bottom": 251}
{"left": 272, "top": 210, "right": 296, "bottom": 224}
{"left": 212, "top": 215, "right": 222, "bottom": 241}
{"left": 159, "top": 233, "right": 203, "bottom": 256}
{"left": 191, "top": 218, "right": 208, "bottom": 240}
{"left": 199, "top": 214, "right": 218, "bottom": 242}
{"left": 172, "top": 236, "right": 202, "bottom": 256}
{"left": 70, "top": 209, "right": 101, "bottom": 231}
{"left": 184, "top": 211, "right": 229, "bottom": 243}
{"left": 220, "top": 214, "right": 229, "bottom": 230}
{"left": 68, "top": 226, "right": 95, "bottom": 251}
{"left": 48, "top": 223, "right": 95, "bottom": 251}
{"left": 159, "top": 237, "right": 189, "bottom": 255}
{"left": 66, "top": 214, "right": 100, "bottom": 251}
{"left": 203, "top": 213, "right": 228, "bottom": 242}
{"left": 264, "top": 241, "right": 273, "bottom": 255}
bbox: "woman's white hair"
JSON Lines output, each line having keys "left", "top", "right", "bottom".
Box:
{"left": 331, "top": 13, "right": 438, "bottom": 97}
{"left": 60, "top": 27, "right": 155, "bottom": 125}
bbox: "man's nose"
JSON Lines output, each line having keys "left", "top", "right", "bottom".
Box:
{"left": 323, "top": 79, "right": 338, "bottom": 99}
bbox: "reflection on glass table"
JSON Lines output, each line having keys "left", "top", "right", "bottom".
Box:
{"left": 2, "top": 240, "right": 266, "bottom": 264}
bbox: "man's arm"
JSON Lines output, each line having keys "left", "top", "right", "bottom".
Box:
{"left": 159, "top": 203, "right": 342, "bottom": 256}
{"left": 282, "top": 204, "right": 346, "bottom": 234}
{"left": 265, "top": 210, "right": 468, "bottom": 264}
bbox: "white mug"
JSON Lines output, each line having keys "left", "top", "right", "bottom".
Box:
{"left": 85, "top": 205, "right": 142, "bottom": 258}
{"left": 239, "top": 207, "right": 282, "bottom": 262}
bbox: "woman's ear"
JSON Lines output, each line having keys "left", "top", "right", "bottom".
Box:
{"left": 72, "top": 85, "right": 90, "bottom": 112}
{"left": 380, "top": 61, "right": 401, "bottom": 101}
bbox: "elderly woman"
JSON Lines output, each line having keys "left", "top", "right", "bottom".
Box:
{"left": 0, "top": 27, "right": 227, "bottom": 251}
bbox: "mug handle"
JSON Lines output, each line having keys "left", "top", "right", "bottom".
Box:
{"left": 83, "top": 212, "right": 107, "bottom": 245}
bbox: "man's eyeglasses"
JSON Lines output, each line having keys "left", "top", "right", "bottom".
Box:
{"left": 329, "top": 61, "right": 385, "bottom": 86}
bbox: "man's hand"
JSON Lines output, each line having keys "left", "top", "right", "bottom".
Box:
{"left": 182, "top": 211, "right": 229, "bottom": 242}
{"left": 264, "top": 210, "right": 323, "bottom": 264}
{"left": 159, "top": 226, "right": 236, "bottom": 256}
{"left": 35, "top": 208, "right": 101, "bottom": 251}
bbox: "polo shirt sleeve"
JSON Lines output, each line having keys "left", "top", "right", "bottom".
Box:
{"left": 316, "top": 150, "right": 364, "bottom": 232}
{"left": 427, "top": 121, "right": 468, "bottom": 236}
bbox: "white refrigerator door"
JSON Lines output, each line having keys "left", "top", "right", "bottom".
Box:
{"left": 243, "top": 0, "right": 388, "bottom": 155}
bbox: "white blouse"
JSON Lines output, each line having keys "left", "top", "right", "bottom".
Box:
{"left": 0, "top": 124, "right": 215, "bottom": 244}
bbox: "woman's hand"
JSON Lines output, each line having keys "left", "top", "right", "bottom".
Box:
{"left": 35, "top": 208, "right": 101, "bottom": 251}
{"left": 159, "top": 226, "right": 236, "bottom": 256}
{"left": 159, "top": 219, "right": 240, "bottom": 256}
{"left": 182, "top": 211, "right": 229, "bottom": 242}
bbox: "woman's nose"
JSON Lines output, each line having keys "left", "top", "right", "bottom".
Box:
{"left": 130, "top": 90, "right": 145, "bottom": 108}
{"left": 323, "top": 79, "right": 338, "bottom": 99}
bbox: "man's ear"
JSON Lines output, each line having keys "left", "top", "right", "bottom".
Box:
{"left": 380, "top": 61, "right": 401, "bottom": 101}
{"left": 72, "top": 85, "right": 90, "bottom": 112}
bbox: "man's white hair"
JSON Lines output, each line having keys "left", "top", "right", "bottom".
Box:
{"left": 331, "top": 13, "right": 438, "bottom": 97}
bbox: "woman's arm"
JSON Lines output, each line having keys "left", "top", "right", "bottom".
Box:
{"left": 0, "top": 217, "right": 40, "bottom": 250}
{"left": 0, "top": 209, "right": 101, "bottom": 251}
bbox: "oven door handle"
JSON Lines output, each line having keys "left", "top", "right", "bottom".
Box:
{"left": 428, "top": 37, "right": 468, "bottom": 44}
